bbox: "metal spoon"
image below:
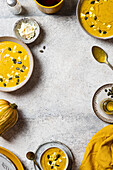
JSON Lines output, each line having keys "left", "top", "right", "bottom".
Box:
{"left": 92, "top": 46, "right": 113, "bottom": 70}
{"left": 26, "top": 151, "right": 41, "bottom": 170}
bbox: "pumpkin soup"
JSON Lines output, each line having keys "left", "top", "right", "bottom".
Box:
{"left": 0, "top": 41, "right": 30, "bottom": 87}
{"left": 79, "top": 0, "right": 113, "bottom": 38}
{"left": 41, "top": 147, "right": 67, "bottom": 170}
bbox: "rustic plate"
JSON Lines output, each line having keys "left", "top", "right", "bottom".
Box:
{"left": 92, "top": 84, "right": 113, "bottom": 123}
{"left": 0, "top": 36, "right": 34, "bottom": 92}
{"left": 0, "top": 147, "right": 24, "bottom": 170}
{"left": 34, "top": 141, "right": 73, "bottom": 170}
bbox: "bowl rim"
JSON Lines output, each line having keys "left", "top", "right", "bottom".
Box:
{"left": 0, "top": 36, "right": 34, "bottom": 92}
{"left": 14, "top": 17, "right": 40, "bottom": 44}
{"left": 34, "top": 0, "right": 64, "bottom": 9}
{"left": 76, "top": 0, "right": 113, "bottom": 40}
{"left": 39, "top": 146, "right": 69, "bottom": 170}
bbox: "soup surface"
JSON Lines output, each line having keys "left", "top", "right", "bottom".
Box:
{"left": 79, "top": 0, "right": 113, "bottom": 38}
{"left": 0, "top": 41, "right": 30, "bottom": 88}
{"left": 41, "top": 147, "right": 67, "bottom": 170}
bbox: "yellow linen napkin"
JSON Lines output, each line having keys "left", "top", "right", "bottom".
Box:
{"left": 79, "top": 125, "right": 113, "bottom": 170}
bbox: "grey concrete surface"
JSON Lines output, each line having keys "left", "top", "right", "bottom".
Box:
{"left": 0, "top": 0, "right": 113, "bottom": 169}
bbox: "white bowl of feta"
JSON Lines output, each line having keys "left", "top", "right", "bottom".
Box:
{"left": 14, "top": 18, "right": 40, "bottom": 44}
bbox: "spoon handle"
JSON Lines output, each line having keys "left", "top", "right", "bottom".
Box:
{"left": 34, "top": 159, "right": 42, "bottom": 170}
{"left": 107, "top": 61, "right": 113, "bottom": 70}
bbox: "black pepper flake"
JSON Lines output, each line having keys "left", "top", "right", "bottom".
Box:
{"left": 18, "top": 51, "right": 22, "bottom": 54}
{"left": 16, "top": 67, "right": 20, "bottom": 70}
{"left": 9, "top": 77, "right": 12, "bottom": 80}
{"left": 40, "top": 50, "right": 44, "bottom": 53}
{"left": 16, "top": 82, "right": 19, "bottom": 85}
{"left": 49, "top": 161, "right": 52, "bottom": 165}
{"left": 85, "top": 17, "right": 88, "bottom": 20}
{"left": 97, "top": 0, "right": 99, "bottom": 1}
{"left": 3, "top": 83, "right": 6, "bottom": 87}
{"left": 90, "top": 24, "right": 94, "bottom": 27}
{"left": 94, "top": 16, "right": 97, "bottom": 20}
{"left": 8, "top": 47, "right": 11, "bottom": 51}
{"left": 0, "top": 78, "right": 3, "bottom": 82}
{"left": 103, "top": 31, "right": 107, "bottom": 34}
{"left": 111, "top": 96, "right": 113, "bottom": 98}
{"left": 99, "top": 30, "right": 102, "bottom": 33}
{"left": 51, "top": 166, "right": 53, "bottom": 169}
{"left": 55, "top": 154, "right": 61, "bottom": 161}
{"left": 18, "top": 61, "right": 22, "bottom": 64}
{"left": 56, "top": 165, "right": 59, "bottom": 167}
{"left": 85, "top": 12, "right": 89, "bottom": 15}
{"left": 108, "top": 92, "right": 111, "bottom": 96}
{"left": 12, "top": 59, "right": 17, "bottom": 64}
{"left": 47, "top": 155, "right": 50, "bottom": 159}
{"left": 15, "top": 75, "right": 19, "bottom": 78}
{"left": 20, "top": 69, "right": 24, "bottom": 72}
{"left": 17, "top": 79, "right": 19, "bottom": 82}
{"left": 91, "top": 1, "right": 95, "bottom": 4}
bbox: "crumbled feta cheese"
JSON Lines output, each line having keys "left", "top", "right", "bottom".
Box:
{"left": 18, "top": 22, "right": 37, "bottom": 40}
{"left": 90, "top": 7, "right": 94, "bottom": 10}
{"left": 24, "top": 55, "right": 27, "bottom": 60}
{"left": 107, "top": 25, "right": 111, "bottom": 28}
{"left": 80, "top": 13, "right": 85, "bottom": 17}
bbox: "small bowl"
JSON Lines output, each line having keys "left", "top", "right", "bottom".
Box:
{"left": 0, "top": 36, "right": 34, "bottom": 92}
{"left": 39, "top": 146, "right": 69, "bottom": 170}
{"left": 76, "top": 0, "right": 113, "bottom": 40}
{"left": 34, "top": 0, "right": 64, "bottom": 14}
{"left": 14, "top": 18, "right": 40, "bottom": 44}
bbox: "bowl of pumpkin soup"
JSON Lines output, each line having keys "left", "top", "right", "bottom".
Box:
{"left": 40, "top": 147, "right": 69, "bottom": 170}
{"left": 0, "top": 36, "right": 33, "bottom": 92}
{"left": 77, "top": 0, "right": 113, "bottom": 39}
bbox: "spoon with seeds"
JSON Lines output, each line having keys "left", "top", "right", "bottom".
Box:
{"left": 92, "top": 46, "right": 113, "bottom": 70}
{"left": 26, "top": 151, "right": 41, "bottom": 170}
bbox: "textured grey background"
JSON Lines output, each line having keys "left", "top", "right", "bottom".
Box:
{"left": 0, "top": 0, "right": 112, "bottom": 169}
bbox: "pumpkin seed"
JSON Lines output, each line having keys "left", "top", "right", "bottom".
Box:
{"left": 94, "top": 16, "right": 97, "bottom": 20}
{"left": 3, "top": 83, "right": 6, "bottom": 87}
{"left": 18, "top": 51, "right": 22, "bottom": 53}
{"left": 47, "top": 155, "right": 50, "bottom": 159}
{"left": 8, "top": 47, "right": 11, "bottom": 51}
{"left": 9, "top": 77, "right": 12, "bottom": 80}
{"left": 103, "top": 31, "right": 107, "bottom": 34}
{"left": 18, "top": 61, "right": 22, "bottom": 64}
{"left": 16, "top": 67, "right": 20, "bottom": 70}
{"left": 85, "top": 12, "right": 89, "bottom": 15}
{"left": 15, "top": 75, "right": 19, "bottom": 78}
{"left": 0, "top": 78, "right": 3, "bottom": 82}
{"left": 91, "top": 1, "right": 95, "bottom": 4}
{"left": 20, "top": 69, "right": 24, "bottom": 72}
{"left": 49, "top": 161, "right": 52, "bottom": 165}
{"left": 85, "top": 17, "right": 88, "bottom": 20}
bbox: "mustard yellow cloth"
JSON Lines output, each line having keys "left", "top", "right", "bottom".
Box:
{"left": 79, "top": 125, "right": 113, "bottom": 170}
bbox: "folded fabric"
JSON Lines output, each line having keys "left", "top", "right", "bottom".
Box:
{"left": 79, "top": 125, "right": 113, "bottom": 170}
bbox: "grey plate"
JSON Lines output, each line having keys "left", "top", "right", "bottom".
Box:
{"left": 34, "top": 141, "right": 73, "bottom": 170}
{"left": 0, "top": 153, "right": 16, "bottom": 170}
{"left": 92, "top": 84, "right": 113, "bottom": 123}
{"left": 14, "top": 18, "right": 40, "bottom": 44}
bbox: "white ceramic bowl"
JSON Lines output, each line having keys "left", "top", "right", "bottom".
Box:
{"left": 14, "top": 18, "right": 40, "bottom": 44}
{"left": 76, "top": 0, "right": 113, "bottom": 39}
{"left": 0, "top": 36, "right": 34, "bottom": 92}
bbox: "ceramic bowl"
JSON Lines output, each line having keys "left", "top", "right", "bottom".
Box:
{"left": 0, "top": 36, "right": 34, "bottom": 92}
{"left": 39, "top": 146, "right": 69, "bottom": 170}
{"left": 14, "top": 18, "right": 40, "bottom": 44}
{"left": 76, "top": 0, "right": 113, "bottom": 39}
{"left": 34, "top": 0, "right": 64, "bottom": 14}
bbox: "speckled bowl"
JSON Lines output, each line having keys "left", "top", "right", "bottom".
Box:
{"left": 34, "top": 0, "right": 64, "bottom": 14}
{"left": 76, "top": 0, "right": 113, "bottom": 39}
{"left": 14, "top": 18, "right": 40, "bottom": 44}
{"left": 0, "top": 36, "right": 34, "bottom": 92}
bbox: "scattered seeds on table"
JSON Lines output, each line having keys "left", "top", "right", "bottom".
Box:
{"left": 40, "top": 50, "right": 44, "bottom": 53}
